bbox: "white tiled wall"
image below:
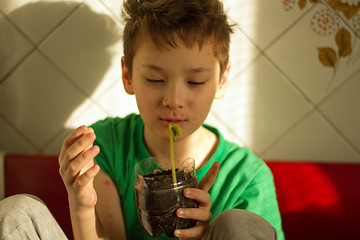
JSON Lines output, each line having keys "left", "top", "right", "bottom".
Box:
{"left": 0, "top": 0, "right": 359, "bottom": 162}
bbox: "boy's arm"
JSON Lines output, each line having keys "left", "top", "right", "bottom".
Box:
{"left": 68, "top": 198, "right": 103, "bottom": 240}
{"left": 59, "top": 126, "right": 106, "bottom": 240}
{"left": 93, "top": 169, "right": 127, "bottom": 240}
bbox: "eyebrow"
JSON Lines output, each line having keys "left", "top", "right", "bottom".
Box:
{"left": 187, "top": 67, "right": 211, "bottom": 74}
{"left": 141, "top": 64, "right": 211, "bottom": 74}
{"left": 141, "top": 64, "right": 163, "bottom": 72}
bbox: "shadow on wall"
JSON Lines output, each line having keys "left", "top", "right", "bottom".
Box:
{"left": 0, "top": 1, "right": 122, "bottom": 153}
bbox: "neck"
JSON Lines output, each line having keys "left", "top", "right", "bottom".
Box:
{"left": 143, "top": 125, "right": 218, "bottom": 170}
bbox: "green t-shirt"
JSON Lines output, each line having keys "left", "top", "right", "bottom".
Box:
{"left": 92, "top": 114, "right": 285, "bottom": 240}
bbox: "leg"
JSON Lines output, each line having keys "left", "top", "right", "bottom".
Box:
{"left": 202, "top": 209, "right": 277, "bottom": 240}
{"left": 0, "top": 194, "right": 68, "bottom": 240}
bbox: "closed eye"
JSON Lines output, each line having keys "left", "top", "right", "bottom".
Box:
{"left": 188, "top": 81, "right": 205, "bottom": 86}
{"left": 146, "top": 79, "right": 164, "bottom": 83}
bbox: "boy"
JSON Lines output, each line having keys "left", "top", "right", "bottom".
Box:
{"left": 59, "top": 0, "right": 284, "bottom": 239}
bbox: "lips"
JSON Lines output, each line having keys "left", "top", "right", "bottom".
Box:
{"left": 160, "top": 118, "right": 186, "bottom": 125}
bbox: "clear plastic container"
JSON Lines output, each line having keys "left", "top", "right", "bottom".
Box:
{"left": 135, "top": 157, "right": 198, "bottom": 238}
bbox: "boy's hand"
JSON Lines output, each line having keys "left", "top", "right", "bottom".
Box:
{"left": 175, "top": 161, "right": 220, "bottom": 239}
{"left": 58, "top": 125, "right": 101, "bottom": 209}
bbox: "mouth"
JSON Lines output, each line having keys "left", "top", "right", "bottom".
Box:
{"left": 160, "top": 118, "right": 186, "bottom": 125}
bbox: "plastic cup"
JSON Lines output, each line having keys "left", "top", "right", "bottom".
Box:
{"left": 134, "top": 157, "right": 198, "bottom": 238}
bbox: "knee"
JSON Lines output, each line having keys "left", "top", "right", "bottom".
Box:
{"left": 0, "top": 194, "right": 65, "bottom": 239}
{"left": 208, "top": 209, "right": 277, "bottom": 240}
{"left": 0, "top": 194, "right": 46, "bottom": 217}
{"left": 211, "top": 209, "right": 255, "bottom": 230}
{"left": 215, "top": 209, "right": 268, "bottom": 224}
{"left": 0, "top": 194, "right": 44, "bottom": 206}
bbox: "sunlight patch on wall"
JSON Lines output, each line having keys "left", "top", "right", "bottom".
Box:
{"left": 206, "top": 0, "right": 258, "bottom": 148}
{"left": 209, "top": 67, "right": 255, "bottom": 147}
{"left": 63, "top": 43, "right": 139, "bottom": 129}
{"left": 62, "top": 0, "right": 136, "bottom": 130}
{"left": 64, "top": 98, "right": 107, "bottom": 129}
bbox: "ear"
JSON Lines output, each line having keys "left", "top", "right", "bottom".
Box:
{"left": 121, "top": 57, "right": 134, "bottom": 95}
{"left": 215, "top": 62, "right": 231, "bottom": 99}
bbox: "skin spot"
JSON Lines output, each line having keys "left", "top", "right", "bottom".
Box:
{"left": 104, "top": 180, "right": 111, "bottom": 185}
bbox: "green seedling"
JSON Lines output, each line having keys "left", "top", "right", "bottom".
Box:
{"left": 168, "top": 123, "right": 182, "bottom": 184}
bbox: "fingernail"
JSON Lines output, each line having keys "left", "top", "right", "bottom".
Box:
{"left": 174, "top": 229, "right": 182, "bottom": 237}
{"left": 177, "top": 209, "right": 184, "bottom": 217}
{"left": 184, "top": 189, "right": 192, "bottom": 197}
{"left": 91, "top": 145, "right": 98, "bottom": 153}
{"left": 77, "top": 125, "right": 86, "bottom": 131}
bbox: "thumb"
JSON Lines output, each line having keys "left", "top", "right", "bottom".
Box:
{"left": 198, "top": 161, "right": 220, "bottom": 192}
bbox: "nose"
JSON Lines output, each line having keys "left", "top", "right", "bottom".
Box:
{"left": 163, "top": 82, "right": 185, "bottom": 109}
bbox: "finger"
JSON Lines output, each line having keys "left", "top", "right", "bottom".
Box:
{"left": 198, "top": 161, "right": 220, "bottom": 192}
{"left": 75, "top": 164, "right": 100, "bottom": 189}
{"left": 174, "top": 223, "right": 208, "bottom": 239}
{"left": 83, "top": 128, "right": 95, "bottom": 152}
{"left": 59, "top": 133, "right": 96, "bottom": 178}
{"left": 65, "top": 145, "right": 99, "bottom": 184}
{"left": 59, "top": 125, "right": 88, "bottom": 161}
{"left": 66, "top": 132, "right": 96, "bottom": 162}
{"left": 74, "top": 164, "right": 100, "bottom": 207}
{"left": 183, "top": 188, "right": 211, "bottom": 207}
{"left": 177, "top": 207, "right": 211, "bottom": 222}
{"left": 59, "top": 126, "right": 94, "bottom": 161}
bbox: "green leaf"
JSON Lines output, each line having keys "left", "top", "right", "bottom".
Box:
{"left": 169, "top": 123, "right": 182, "bottom": 140}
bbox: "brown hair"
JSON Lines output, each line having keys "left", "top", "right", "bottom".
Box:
{"left": 122, "top": 0, "right": 234, "bottom": 78}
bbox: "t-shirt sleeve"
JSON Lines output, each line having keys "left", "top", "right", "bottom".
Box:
{"left": 237, "top": 164, "right": 285, "bottom": 240}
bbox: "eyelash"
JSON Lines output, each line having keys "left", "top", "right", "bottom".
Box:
{"left": 146, "top": 79, "right": 164, "bottom": 83}
{"left": 146, "top": 79, "right": 205, "bottom": 86}
{"left": 188, "top": 81, "right": 205, "bottom": 86}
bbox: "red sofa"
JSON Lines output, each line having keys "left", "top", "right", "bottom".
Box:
{"left": 2, "top": 154, "right": 360, "bottom": 240}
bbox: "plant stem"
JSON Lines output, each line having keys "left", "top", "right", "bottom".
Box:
{"left": 168, "top": 124, "right": 177, "bottom": 184}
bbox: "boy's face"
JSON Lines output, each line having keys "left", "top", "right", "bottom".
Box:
{"left": 122, "top": 39, "right": 229, "bottom": 141}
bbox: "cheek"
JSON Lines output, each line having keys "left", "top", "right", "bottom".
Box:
{"left": 189, "top": 92, "right": 215, "bottom": 114}
{"left": 135, "top": 88, "right": 162, "bottom": 115}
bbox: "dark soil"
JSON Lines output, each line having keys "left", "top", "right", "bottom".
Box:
{"left": 135, "top": 169, "right": 198, "bottom": 238}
